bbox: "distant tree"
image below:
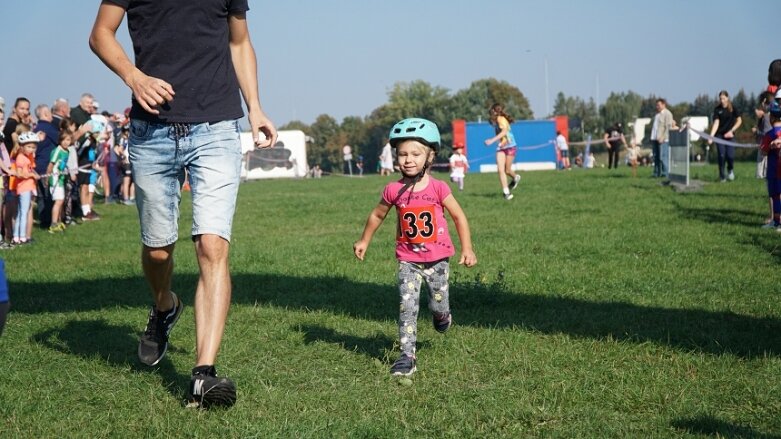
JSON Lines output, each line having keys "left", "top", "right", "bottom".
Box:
{"left": 308, "top": 114, "right": 340, "bottom": 171}
{"left": 279, "top": 120, "right": 310, "bottom": 132}
{"left": 552, "top": 92, "right": 600, "bottom": 143}
{"left": 451, "top": 78, "right": 533, "bottom": 122}
{"left": 600, "top": 91, "right": 643, "bottom": 129}
{"left": 690, "top": 94, "right": 716, "bottom": 117}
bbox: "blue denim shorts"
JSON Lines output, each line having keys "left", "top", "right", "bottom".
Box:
{"left": 129, "top": 119, "right": 242, "bottom": 247}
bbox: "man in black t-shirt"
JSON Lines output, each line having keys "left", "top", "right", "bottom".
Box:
{"left": 91, "top": 0, "right": 277, "bottom": 409}
{"left": 603, "top": 122, "right": 627, "bottom": 169}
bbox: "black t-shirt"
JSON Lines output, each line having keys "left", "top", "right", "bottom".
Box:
{"left": 605, "top": 126, "right": 622, "bottom": 149}
{"left": 712, "top": 105, "right": 740, "bottom": 136}
{"left": 70, "top": 105, "right": 91, "bottom": 128}
{"left": 106, "top": 0, "right": 249, "bottom": 124}
{"left": 3, "top": 118, "right": 18, "bottom": 152}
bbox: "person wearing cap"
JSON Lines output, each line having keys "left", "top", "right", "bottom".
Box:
{"left": 448, "top": 142, "right": 469, "bottom": 191}
{"left": 11, "top": 132, "right": 41, "bottom": 245}
{"left": 603, "top": 122, "right": 627, "bottom": 170}
{"left": 90, "top": 0, "right": 277, "bottom": 409}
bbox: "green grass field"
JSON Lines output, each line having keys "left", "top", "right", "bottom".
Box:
{"left": 1, "top": 162, "right": 780, "bottom": 438}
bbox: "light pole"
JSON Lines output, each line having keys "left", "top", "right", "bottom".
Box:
{"left": 544, "top": 56, "right": 550, "bottom": 117}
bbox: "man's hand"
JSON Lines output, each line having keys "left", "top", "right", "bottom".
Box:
{"left": 249, "top": 108, "right": 277, "bottom": 149}
{"left": 127, "top": 70, "right": 175, "bottom": 115}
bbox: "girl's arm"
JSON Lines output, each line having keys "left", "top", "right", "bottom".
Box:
{"left": 485, "top": 125, "right": 508, "bottom": 146}
{"left": 708, "top": 120, "right": 720, "bottom": 144}
{"left": 729, "top": 117, "right": 742, "bottom": 136}
{"left": 353, "top": 201, "right": 392, "bottom": 261}
{"left": 442, "top": 194, "right": 477, "bottom": 267}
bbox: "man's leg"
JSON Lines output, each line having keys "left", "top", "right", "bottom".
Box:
{"left": 142, "top": 244, "right": 176, "bottom": 311}
{"left": 193, "top": 235, "right": 231, "bottom": 367}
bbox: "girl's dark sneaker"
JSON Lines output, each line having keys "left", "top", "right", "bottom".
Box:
{"left": 390, "top": 354, "right": 417, "bottom": 377}
{"left": 433, "top": 312, "right": 452, "bottom": 333}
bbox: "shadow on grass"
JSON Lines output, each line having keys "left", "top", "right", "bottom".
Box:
{"left": 672, "top": 415, "right": 781, "bottom": 439}
{"left": 296, "top": 324, "right": 397, "bottom": 363}
{"left": 13, "top": 273, "right": 781, "bottom": 360}
{"left": 672, "top": 199, "right": 762, "bottom": 228}
{"left": 31, "top": 319, "right": 190, "bottom": 400}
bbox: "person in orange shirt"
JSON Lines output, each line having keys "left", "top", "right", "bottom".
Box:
{"left": 12, "top": 132, "right": 40, "bottom": 244}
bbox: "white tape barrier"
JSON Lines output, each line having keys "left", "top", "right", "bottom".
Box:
{"left": 685, "top": 126, "right": 758, "bottom": 149}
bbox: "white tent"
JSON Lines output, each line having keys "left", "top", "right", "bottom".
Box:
{"left": 240, "top": 130, "right": 308, "bottom": 180}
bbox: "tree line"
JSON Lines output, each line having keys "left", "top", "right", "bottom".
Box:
{"left": 279, "top": 78, "right": 760, "bottom": 173}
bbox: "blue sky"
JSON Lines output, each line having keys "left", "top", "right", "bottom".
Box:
{"left": 2, "top": 1, "right": 772, "bottom": 126}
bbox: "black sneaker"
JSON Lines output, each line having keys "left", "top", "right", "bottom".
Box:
{"left": 138, "top": 292, "right": 183, "bottom": 366}
{"left": 433, "top": 312, "right": 452, "bottom": 333}
{"left": 186, "top": 366, "right": 237, "bottom": 409}
{"left": 390, "top": 354, "right": 417, "bottom": 377}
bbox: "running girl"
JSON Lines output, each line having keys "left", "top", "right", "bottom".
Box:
{"left": 353, "top": 118, "right": 477, "bottom": 377}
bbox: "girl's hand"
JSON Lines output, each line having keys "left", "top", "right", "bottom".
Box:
{"left": 484, "top": 138, "right": 493, "bottom": 146}
{"left": 458, "top": 250, "right": 477, "bottom": 267}
{"left": 353, "top": 240, "right": 369, "bottom": 261}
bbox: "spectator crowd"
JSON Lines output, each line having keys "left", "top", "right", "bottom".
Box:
{"left": 0, "top": 93, "right": 134, "bottom": 248}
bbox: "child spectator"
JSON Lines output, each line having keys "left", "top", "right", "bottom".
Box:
{"left": 760, "top": 96, "right": 781, "bottom": 230}
{"left": 114, "top": 127, "right": 134, "bottom": 205}
{"left": 448, "top": 143, "right": 469, "bottom": 191}
{"left": 626, "top": 139, "right": 641, "bottom": 178}
{"left": 47, "top": 131, "right": 71, "bottom": 232}
{"left": 12, "top": 132, "right": 40, "bottom": 244}
{"left": 353, "top": 118, "right": 477, "bottom": 377}
{"left": 76, "top": 130, "right": 100, "bottom": 221}
{"left": 555, "top": 131, "right": 570, "bottom": 170}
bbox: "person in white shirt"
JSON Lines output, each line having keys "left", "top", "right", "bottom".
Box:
{"left": 449, "top": 143, "right": 469, "bottom": 190}
{"left": 555, "top": 131, "right": 570, "bottom": 170}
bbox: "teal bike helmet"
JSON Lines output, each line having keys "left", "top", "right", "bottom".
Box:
{"left": 389, "top": 118, "right": 441, "bottom": 150}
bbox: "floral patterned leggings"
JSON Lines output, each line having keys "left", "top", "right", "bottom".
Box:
{"left": 397, "top": 259, "right": 450, "bottom": 357}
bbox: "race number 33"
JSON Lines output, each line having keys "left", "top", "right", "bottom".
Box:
{"left": 398, "top": 206, "right": 437, "bottom": 244}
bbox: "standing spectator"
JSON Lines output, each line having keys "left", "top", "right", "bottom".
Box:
{"left": 12, "top": 132, "right": 40, "bottom": 245}
{"left": 356, "top": 155, "right": 364, "bottom": 176}
{"left": 91, "top": 0, "right": 277, "bottom": 408}
{"left": 603, "top": 122, "right": 627, "bottom": 170}
{"left": 555, "top": 131, "right": 570, "bottom": 170}
{"left": 759, "top": 101, "right": 781, "bottom": 229}
{"left": 754, "top": 92, "right": 772, "bottom": 180}
{"left": 3, "top": 98, "right": 30, "bottom": 153}
{"left": 51, "top": 98, "right": 70, "bottom": 126}
{"left": 380, "top": 140, "right": 393, "bottom": 176}
{"left": 484, "top": 103, "right": 521, "bottom": 200}
{"left": 708, "top": 90, "right": 743, "bottom": 182}
{"left": 650, "top": 98, "right": 677, "bottom": 178}
{"left": 33, "top": 104, "right": 58, "bottom": 229}
{"left": 47, "top": 131, "right": 71, "bottom": 232}
{"left": 70, "top": 94, "right": 95, "bottom": 131}
{"left": 0, "top": 108, "right": 14, "bottom": 249}
{"left": 449, "top": 142, "right": 469, "bottom": 190}
{"left": 115, "top": 126, "right": 134, "bottom": 204}
{"left": 69, "top": 93, "right": 97, "bottom": 221}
